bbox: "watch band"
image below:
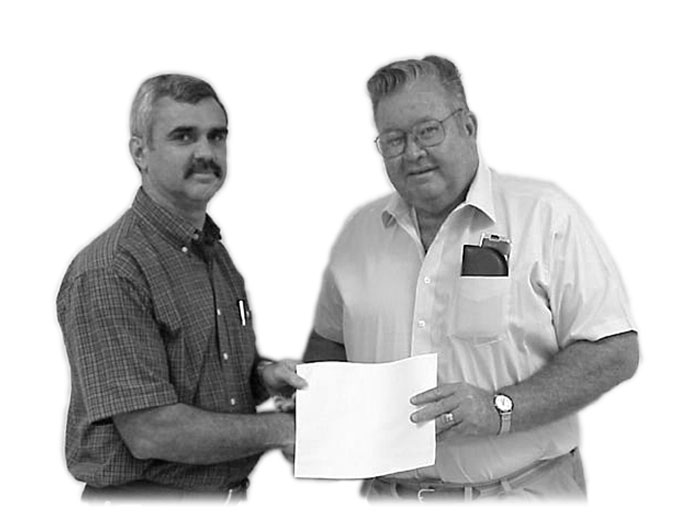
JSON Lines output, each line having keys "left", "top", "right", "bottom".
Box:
{"left": 493, "top": 393, "right": 514, "bottom": 436}
{"left": 498, "top": 410, "right": 512, "bottom": 436}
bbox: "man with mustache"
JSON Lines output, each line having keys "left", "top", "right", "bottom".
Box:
{"left": 304, "top": 56, "right": 638, "bottom": 501}
{"left": 57, "top": 74, "right": 305, "bottom": 502}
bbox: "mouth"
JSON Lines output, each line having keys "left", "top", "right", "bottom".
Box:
{"left": 185, "top": 169, "right": 221, "bottom": 180}
{"left": 407, "top": 167, "right": 438, "bottom": 177}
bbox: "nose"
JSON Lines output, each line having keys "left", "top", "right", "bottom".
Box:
{"left": 194, "top": 137, "right": 214, "bottom": 159}
{"left": 402, "top": 133, "right": 427, "bottom": 161}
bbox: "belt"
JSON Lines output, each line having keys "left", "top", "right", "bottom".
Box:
{"left": 373, "top": 450, "right": 575, "bottom": 502}
{"left": 82, "top": 478, "right": 250, "bottom": 503}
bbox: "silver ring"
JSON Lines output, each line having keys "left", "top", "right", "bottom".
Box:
{"left": 442, "top": 412, "right": 454, "bottom": 424}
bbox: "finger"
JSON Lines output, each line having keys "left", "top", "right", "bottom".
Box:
{"left": 437, "top": 421, "right": 459, "bottom": 440}
{"left": 410, "top": 385, "right": 454, "bottom": 405}
{"left": 410, "top": 400, "right": 449, "bottom": 423}
{"left": 282, "top": 371, "right": 308, "bottom": 389}
{"left": 435, "top": 410, "right": 462, "bottom": 436}
{"left": 275, "top": 396, "right": 296, "bottom": 412}
{"left": 410, "top": 393, "right": 458, "bottom": 423}
{"left": 275, "top": 364, "right": 308, "bottom": 389}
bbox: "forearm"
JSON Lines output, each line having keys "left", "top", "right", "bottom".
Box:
{"left": 114, "top": 403, "right": 294, "bottom": 465}
{"left": 501, "top": 331, "right": 639, "bottom": 433}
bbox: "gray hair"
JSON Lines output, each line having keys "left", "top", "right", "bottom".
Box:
{"left": 130, "top": 74, "right": 227, "bottom": 146}
{"left": 367, "top": 55, "right": 468, "bottom": 112}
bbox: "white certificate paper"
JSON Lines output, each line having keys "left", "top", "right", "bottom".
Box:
{"left": 294, "top": 353, "right": 437, "bottom": 479}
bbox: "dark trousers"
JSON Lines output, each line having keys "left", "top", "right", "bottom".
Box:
{"left": 82, "top": 478, "right": 249, "bottom": 503}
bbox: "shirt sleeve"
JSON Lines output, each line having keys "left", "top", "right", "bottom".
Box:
{"left": 313, "top": 264, "right": 345, "bottom": 344}
{"left": 547, "top": 195, "right": 637, "bottom": 348}
{"left": 59, "top": 269, "right": 178, "bottom": 423}
{"left": 250, "top": 355, "right": 272, "bottom": 405}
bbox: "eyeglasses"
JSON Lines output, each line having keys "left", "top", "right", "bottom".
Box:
{"left": 374, "top": 108, "right": 464, "bottom": 159}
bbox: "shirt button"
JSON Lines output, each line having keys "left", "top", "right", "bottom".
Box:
{"left": 216, "top": 308, "right": 222, "bottom": 316}
{"left": 423, "top": 276, "right": 431, "bottom": 284}
{"left": 192, "top": 233, "right": 200, "bottom": 241}
{"left": 230, "top": 398, "right": 236, "bottom": 406}
{"left": 418, "top": 320, "right": 426, "bottom": 328}
{"left": 223, "top": 352, "right": 229, "bottom": 361}
{"left": 181, "top": 246, "right": 188, "bottom": 253}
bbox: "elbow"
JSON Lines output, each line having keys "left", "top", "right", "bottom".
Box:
{"left": 614, "top": 331, "right": 640, "bottom": 384}
{"left": 622, "top": 344, "right": 639, "bottom": 382}
{"left": 114, "top": 408, "right": 177, "bottom": 462}
{"left": 127, "top": 434, "right": 159, "bottom": 461}
{"left": 120, "top": 425, "right": 162, "bottom": 461}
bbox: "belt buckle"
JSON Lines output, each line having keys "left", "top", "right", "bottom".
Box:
{"left": 417, "top": 487, "right": 435, "bottom": 502}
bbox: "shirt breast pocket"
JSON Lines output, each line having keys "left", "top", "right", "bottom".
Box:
{"left": 450, "top": 276, "right": 510, "bottom": 342}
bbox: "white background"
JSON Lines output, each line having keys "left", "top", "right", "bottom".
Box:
{"left": 2, "top": 0, "right": 688, "bottom": 528}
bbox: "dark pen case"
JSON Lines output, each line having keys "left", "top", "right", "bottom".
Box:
{"left": 461, "top": 245, "right": 509, "bottom": 277}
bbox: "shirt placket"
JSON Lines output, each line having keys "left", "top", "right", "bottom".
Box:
{"left": 411, "top": 229, "right": 447, "bottom": 356}
{"left": 208, "top": 258, "right": 250, "bottom": 412}
{"left": 411, "top": 209, "right": 473, "bottom": 357}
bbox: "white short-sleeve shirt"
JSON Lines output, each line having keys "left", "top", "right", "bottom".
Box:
{"left": 314, "top": 155, "right": 636, "bottom": 483}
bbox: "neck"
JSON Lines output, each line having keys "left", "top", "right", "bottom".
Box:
{"left": 415, "top": 190, "right": 468, "bottom": 252}
{"left": 143, "top": 184, "right": 207, "bottom": 230}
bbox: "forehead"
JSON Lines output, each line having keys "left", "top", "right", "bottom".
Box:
{"left": 374, "top": 77, "right": 454, "bottom": 132}
{"left": 151, "top": 96, "right": 227, "bottom": 134}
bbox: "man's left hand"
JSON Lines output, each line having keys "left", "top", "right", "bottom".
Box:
{"left": 261, "top": 360, "right": 308, "bottom": 399}
{"left": 410, "top": 383, "right": 499, "bottom": 439}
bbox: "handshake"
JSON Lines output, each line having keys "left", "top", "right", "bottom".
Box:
{"left": 258, "top": 359, "right": 308, "bottom": 461}
{"left": 258, "top": 354, "right": 439, "bottom": 479}
{"left": 259, "top": 359, "right": 307, "bottom": 413}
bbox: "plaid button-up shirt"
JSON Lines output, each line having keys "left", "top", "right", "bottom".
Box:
{"left": 57, "top": 188, "right": 269, "bottom": 490}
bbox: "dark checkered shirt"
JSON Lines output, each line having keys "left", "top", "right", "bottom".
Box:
{"left": 57, "top": 188, "right": 270, "bottom": 491}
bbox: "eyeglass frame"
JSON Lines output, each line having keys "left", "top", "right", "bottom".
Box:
{"left": 374, "top": 107, "right": 465, "bottom": 159}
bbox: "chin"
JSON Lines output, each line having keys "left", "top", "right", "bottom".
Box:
{"left": 188, "top": 181, "right": 223, "bottom": 203}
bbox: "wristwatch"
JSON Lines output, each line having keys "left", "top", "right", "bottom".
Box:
{"left": 493, "top": 393, "right": 514, "bottom": 436}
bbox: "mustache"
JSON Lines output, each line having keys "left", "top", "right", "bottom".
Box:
{"left": 184, "top": 158, "right": 223, "bottom": 179}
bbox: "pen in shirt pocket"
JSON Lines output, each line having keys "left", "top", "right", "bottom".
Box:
{"left": 237, "top": 299, "right": 248, "bottom": 326}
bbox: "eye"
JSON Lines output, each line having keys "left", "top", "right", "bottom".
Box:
{"left": 210, "top": 131, "right": 228, "bottom": 143}
{"left": 415, "top": 122, "right": 442, "bottom": 140}
{"left": 382, "top": 133, "right": 405, "bottom": 148}
{"left": 171, "top": 131, "right": 195, "bottom": 143}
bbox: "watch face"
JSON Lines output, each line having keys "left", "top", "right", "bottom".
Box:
{"left": 494, "top": 394, "right": 513, "bottom": 412}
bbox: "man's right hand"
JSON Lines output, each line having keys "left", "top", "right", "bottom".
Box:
{"left": 261, "top": 360, "right": 308, "bottom": 398}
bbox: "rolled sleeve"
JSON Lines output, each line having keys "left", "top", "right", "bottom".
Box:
{"left": 547, "top": 198, "right": 636, "bottom": 348}
{"left": 59, "top": 270, "right": 178, "bottom": 423}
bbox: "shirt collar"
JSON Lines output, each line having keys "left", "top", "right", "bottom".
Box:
{"left": 381, "top": 150, "right": 496, "bottom": 227}
{"left": 464, "top": 152, "right": 496, "bottom": 222}
{"left": 132, "top": 187, "right": 222, "bottom": 247}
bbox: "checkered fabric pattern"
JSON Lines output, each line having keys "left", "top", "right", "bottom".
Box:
{"left": 57, "top": 188, "right": 269, "bottom": 490}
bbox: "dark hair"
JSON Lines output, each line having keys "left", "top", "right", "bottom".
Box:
{"left": 367, "top": 55, "right": 468, "bottom": 111}
{"left": 130, "top": 74, "right": 227, "bottom": 146}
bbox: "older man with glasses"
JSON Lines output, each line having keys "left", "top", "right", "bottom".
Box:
{"left": 303, "top": 55, "right": 638, "bottom": 501}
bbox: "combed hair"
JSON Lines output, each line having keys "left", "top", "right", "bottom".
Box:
{"left": 367, "top": 55, "right": 468, "bottom": 111}
{"left": 130, "top": 74, "right": 227, "bottom": 146}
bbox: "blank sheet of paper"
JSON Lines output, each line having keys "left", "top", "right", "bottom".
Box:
{"left": 294, "top": 353, "right": 437, "bottom": 479}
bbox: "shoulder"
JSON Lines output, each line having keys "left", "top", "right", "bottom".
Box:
{"left": 343, "top": 194, "right": 392, "bottom": 225}
{"left": 59, "top": 209, "right": 148, "bottom": 293}
{"left": 492, "top": 170, "right": 568, "bottom": 202}
{"left": 331, "top": 194, "right": 393, "bottom": 248}
{"left": 491, "top": 170, "right": 585, "bottom": 224}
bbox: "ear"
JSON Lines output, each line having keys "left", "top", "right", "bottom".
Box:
{"left": 129, "top": 136, "right": 147, "bottom": 174}
{"left": 463, "top": 111, "right": 478, "bottom": 139}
